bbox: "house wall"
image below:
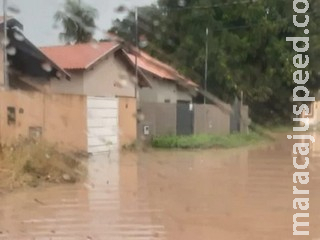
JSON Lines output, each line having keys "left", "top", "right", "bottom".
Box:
{"left": 83, "top": 54, "right": 136, "bottom": 97}
{"left": 176, "top": 86, "right": 194, "bottom": 102}
{"left": 139, "top": 77, "right": 157, "bottom": 102}
{"left": 139, "top": 73, "right": 192, "bottom": 103}
{"left": 9, "top": 72, "right": 83, "bottom": 94}
{"left": 0, "top": 90, "right": 87, "bottom": 152}
{"left": 118, "top": 97, "right": 137, "bottom": 146}
{"left": 25, "top": 53, "right": 138, "bottom": 98}
{"left": 50, "top": 71, "right": 84, "bottom": 95}
{"left": 13, "top": 76, "right": 50, "bottom": 91}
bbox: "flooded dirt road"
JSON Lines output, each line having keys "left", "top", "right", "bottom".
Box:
{"left": 1, "top": 134, "right": 320, "bottom": 240}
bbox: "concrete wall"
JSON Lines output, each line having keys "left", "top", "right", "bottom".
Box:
{"left": 0, "top": 90, "right": 87, "bottom": 152}
{"left": 118, "top": 97, "right": 137, "bottom": 146}
{"left": 0, "top": 33, "right": 4, "bottom": 88}
{"left": 300, "top": 102, "right": 320, "bottom": 128}
{"left": 0, "top": 47, "right": 4, "bottom": 88}
{"left": 229, "top": 98, "right": 251, "bottom": 134}
{"left": 240, "top": 105, "right": 250, "bottom": 133}
{"left": 139, "top": 73, "right": 192, "bottom": 103}
{"left": 83, "top": 54, "right": 136, "bottom": 97}
{"left": 194, "top": 104, "right": 230, "bottom": 135}
{"left": 154, "top": 103, "right": 177, "bottom": 135}
{"left": 314, "top": 102, "right": 320, "bottom": 126}
{"left": 138, "top": 102, "right": 232, "bottom": 139}
{"left": 139, "top": 102, "right": 176, "bottom": 139}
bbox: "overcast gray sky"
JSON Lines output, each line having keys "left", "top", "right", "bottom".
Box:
{"left": 2, "top": 0, "right": 154, "bottom": 46}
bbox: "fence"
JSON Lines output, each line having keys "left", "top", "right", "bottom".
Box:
{"left": 138, "top": 102, "right": 249, "bottom": 139}
{"left": 0, "top": 90, "right": 139, "bottom": 152}
{"left": 194, "top": 104, "right": 230, "bottom": 135}
{"left": 230, "top": 97, "right": 250, "bottom": 133}
{"left": 138, "top": 102, "right": 176, "bottom": 138}
{"left": 0, "top": 90, "right": 87, "bottom": 151}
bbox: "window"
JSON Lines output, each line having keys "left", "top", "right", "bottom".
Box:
{"left": 164, "top": 99, "right": 170, "bottom": 103}
{"left": 29, "top": 127, "right": 42, "bottom": 139}
{"left": 7, "top": 107, "right": 16, "bottom": 125}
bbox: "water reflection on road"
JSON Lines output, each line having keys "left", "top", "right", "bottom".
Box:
{"left": 1, "top": 134, "right": 320, "bottom": 240}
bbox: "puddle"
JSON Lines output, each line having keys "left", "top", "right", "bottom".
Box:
{"left": 0, "top": 134, "right": 320, "bottom": 239}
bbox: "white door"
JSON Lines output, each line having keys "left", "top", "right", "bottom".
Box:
{"left": 87, "top": 97, "right": 118, "bottom": 154}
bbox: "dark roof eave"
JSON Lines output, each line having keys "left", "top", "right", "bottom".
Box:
{"left": 21, "top": 36, "right": 71, "bottom": 80}
{"left": 0, "top": 18, "right": 23, "bottom": 30}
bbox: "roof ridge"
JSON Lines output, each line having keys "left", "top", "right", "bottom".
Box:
{"left": 84, "top": 43, "right": 120, "bottom": 69}
{"left": 40, "top": 41, "right": 117, "bottom": 49}
{"left": 40, "top": 42, "right": 120, "bottom": 70}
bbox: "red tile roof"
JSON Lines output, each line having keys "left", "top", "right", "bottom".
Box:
{"left": 40, "top": 42, "right": 120, "bottom": 70}
{"left": 126, "top": 50, "right": 198, "bottom": 87}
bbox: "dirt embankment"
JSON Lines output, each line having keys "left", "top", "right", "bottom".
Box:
{"left": 0, "top": 139, "right": 87, "bottom": 193}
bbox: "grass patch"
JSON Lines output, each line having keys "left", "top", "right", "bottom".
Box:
{"left": 267, "top": 125, "right": 293, "bottom": 133}
{"left": 0, "top": 138, "right": 87, "bottom": 191}
{"left": 152, "top": 132, "right": 265, "bottom": 149}
{"left": 250, "top": 123, "right": 293, "bottom": 133}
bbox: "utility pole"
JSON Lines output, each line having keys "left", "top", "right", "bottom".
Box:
{"left": 134, "top": 7, "right": 141, "bottom": 141}
{"left": 134, "top": 7, "right": 139, "bottom": 100}
{"left": 204, "top": 27, "right": 208, "bottom": 104}
{"left": 3, "top": 0, "right": 8, "bottom": 89}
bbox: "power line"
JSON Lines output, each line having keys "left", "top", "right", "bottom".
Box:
{"left": 122, "top": 0, "right": 259, "bottom": 13}
{"left": 163, "top": 0, "right": 261, "bottom": 11}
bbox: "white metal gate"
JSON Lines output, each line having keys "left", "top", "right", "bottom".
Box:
{"left": 87, "top": 97, "right": 118, "bottom": 154}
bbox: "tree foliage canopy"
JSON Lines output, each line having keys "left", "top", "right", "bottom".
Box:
{"left": 110, "top": 0, "right": 320, "bottom": 124}
{"left": 55, "top": 0, "right": 98, "bottom": 44}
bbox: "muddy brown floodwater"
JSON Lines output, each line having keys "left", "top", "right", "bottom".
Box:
{"left": 1, "top": 133, "right": 320, "bottom": 240}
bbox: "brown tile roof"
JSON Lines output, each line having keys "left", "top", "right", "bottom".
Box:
{"left": 106, "top": 32, "right": 197, "bottom": 87}
{"left": 126, "top": 50, "right": 198, "bottom": 88}
{"left": 40, "top": 42, "right": 120, "bottom": 70}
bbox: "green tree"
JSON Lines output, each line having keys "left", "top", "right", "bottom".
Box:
{"left": 111, "top": 0, "right": 320, "bottom": 124}
{"left": 54, "top": 0, "right": 98, "bottom": 44}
